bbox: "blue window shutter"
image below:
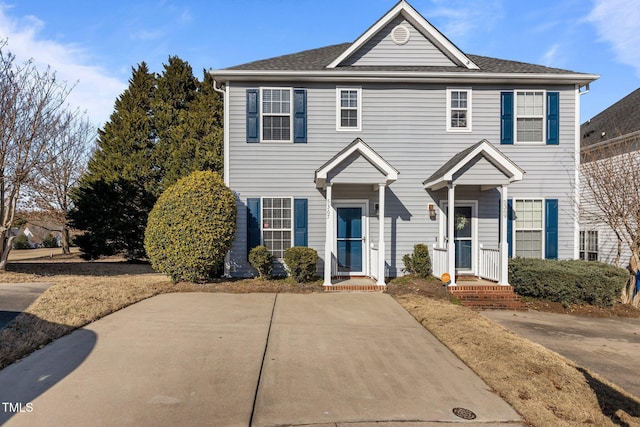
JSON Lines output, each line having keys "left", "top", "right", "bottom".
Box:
{"left": 545, "top": 199, "right": 558, "bottom": 259}
{"left": 507, "top": 199, "right": 513, "bottom": 257}
{"left": 500, "top": 92, "right": 514, "bottom": 145}
{"left": 246, "top": 89, "right": 259, "bottom": 143}
{"left": 247, "top": 198, "right": 261, "bottom": 256}
{"left": 546, "top": 92, "right": 559, "bottom": 145}
{"left": 294, "top": 198, "right": 308, "bottom": 246}
{"left": 293, "top": 89, "right": 307, "bottom": 143}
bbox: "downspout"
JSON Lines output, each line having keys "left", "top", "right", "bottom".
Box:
{"left": 574, "top": 83, "right": 589, "bottom": 260}
{"left": 211, "top": 75, "right": 230, "bottom": 186}
{"left": 211, "top": 74, "right": 232, "bottom": 277}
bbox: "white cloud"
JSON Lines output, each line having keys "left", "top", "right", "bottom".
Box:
{"left": 426, "top": 0, "right": 503, "bottom": 39}
{"left": 541, "top": 43, "right": 560, "bottom": 67}
{"left": 588, "top": 0, "right": 640, "bottom": 77}
{"left": 0, "top": 5, "right": 126, "bottom": 128}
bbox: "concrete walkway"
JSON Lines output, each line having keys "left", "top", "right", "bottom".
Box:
{"left": 483, "top": 310, "right": 640, "bottom": 399}
{"left": 0, "top": 293, "right": 523, "bottom": 426}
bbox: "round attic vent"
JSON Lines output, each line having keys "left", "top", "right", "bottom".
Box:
{"left": 391, "top": 24, "right": 410, "bottom": 45}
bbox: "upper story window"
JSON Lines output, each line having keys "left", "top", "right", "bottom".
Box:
{"left": 515, "top": 91, "right": 545, "bottom": 143}
{"left": 262, "top": 88, "right": 291, "bottom": 142}
{"left": 336, "top": 87, "right": 361, "bottom": 131}
{"left": 246, "top": 88, "right": 306, "bottom": 143}
{"left": 447, "top": 88, "right": 472, "bottom": 132}
{"left": 500, "top": 90, "right": 559, "bottom": 146}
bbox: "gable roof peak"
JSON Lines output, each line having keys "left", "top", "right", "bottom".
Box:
{"left": 326, "top": 0, "right": 479, "bottom": 70}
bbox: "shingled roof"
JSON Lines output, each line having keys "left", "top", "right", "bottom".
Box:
{"left": 224, "top": 42, "right": 584, "bottom": 75}
{"left": 580, "top": 88, "right": 640, "bottom": 148}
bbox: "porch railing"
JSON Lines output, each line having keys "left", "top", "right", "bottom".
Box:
{"left": 431, "top": 245, "right": 447, "bottom": 279}
{"left": 478, "top": 244, "right": 500, "bottom": 282}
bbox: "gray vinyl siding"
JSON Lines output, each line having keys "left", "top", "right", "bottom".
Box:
{"left": 343, "top": 17, "right": 456, "bottom": 67}
{"left": 328, "top": 153, "right": 387, "bottom": 184}
{"left": 227, "top": 81, "right": 578, "bottom": 277}
{"left": 452, "top": 155, "right": 511, "bottom": 186}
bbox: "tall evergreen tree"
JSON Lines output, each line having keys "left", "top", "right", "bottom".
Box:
{"left": 70, "top": 57, "right": 224, "bottom": 260}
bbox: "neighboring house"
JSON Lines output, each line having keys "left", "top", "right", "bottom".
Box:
{"left": 16, "top": 221, "right": 62, "bottom": 248}
{"left": 580, "top": 88, "right": 640, "bottom": 266}
{"left": 209, "top": 0, "right": 597, "bottom": 288}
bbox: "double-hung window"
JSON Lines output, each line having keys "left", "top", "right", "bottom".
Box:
{"left": 262, "top": 88, "right": 292, "bottom": 142}
{"left": 447, "top": 88, "right": 471, "bottom": 131}
{"left": 515, "top": 91, "right": 545, "bottom": 143}
{"left": 579, "top": 231, "right": 598, "bottom": 261}
{"left": 514, "top": 199, "right": 543, "bottom": 258}
{"left": 337, "top": 87, "right": 361, "bottom": 131}
{"left": 261, "top": 197, "right": 293, "bottom": 258}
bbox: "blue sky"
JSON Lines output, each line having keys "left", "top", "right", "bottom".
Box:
{"left": 2, "top": 0, "right": 639, "bottom": 128}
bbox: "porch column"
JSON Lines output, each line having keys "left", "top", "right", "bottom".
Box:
{"left": 323, "top": 184, "right": 333, "bottom": 287}
{"left": 377, "top": 183, "right": 386, "bottom": 286}
{"left": 447, "top": 182, "right": 456, "bottom": 286}
{"left": 498, "top": 184, "right": 509, "bottom": 285}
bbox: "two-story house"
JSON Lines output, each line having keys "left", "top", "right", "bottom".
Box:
{"left": 210, "top": 0, "right": 597, "bottom": 289}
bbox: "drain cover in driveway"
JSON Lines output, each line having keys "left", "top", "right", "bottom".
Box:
{"left": 452, "top": 407, "right": 477, "bottom": 420}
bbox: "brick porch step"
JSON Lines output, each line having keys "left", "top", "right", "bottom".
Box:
{"left": 447, "top": 285, "right": 526, "bottom": 310}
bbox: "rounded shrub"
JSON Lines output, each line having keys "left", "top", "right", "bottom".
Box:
{"left": 144, "top": 171, "right": 236, "bottom": 283}
{"left": 284, "top": 246, "right": 318, "bottom": 283}
{"left": 249, "top": 245, "right": 273, "bottom": 280}
{"left": 402, "top": 243, "right": 432, "bottom": 278}
{"left": 13, "top": 234, "right": 30, "bottom": 250}
{"left": 42, "top": 233, "right": 59, "bottom": 248}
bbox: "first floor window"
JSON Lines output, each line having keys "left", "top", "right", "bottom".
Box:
{"left": 261, "top": 197, "right": 292, "bottom": 258}
{"left": 579, "top": 231, "right": 598, "bottom": 261}
{"left": 262, "top": 88, "right": 291, "bottom": 141}
{"left": 514, "top": 199, "right": 543, "bottom": 258}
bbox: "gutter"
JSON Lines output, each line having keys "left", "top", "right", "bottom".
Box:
{"left": 211, "top": 78, "right": 230, "bottom": 186}
{"left": 209, "top": 69, "right": 599, "bottom": 86}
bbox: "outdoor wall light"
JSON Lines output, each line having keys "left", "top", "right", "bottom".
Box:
{"left": 428, "top": 203, "right": 437, "bottom": 220}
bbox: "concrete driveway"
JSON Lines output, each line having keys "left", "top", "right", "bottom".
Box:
{"left": 483, "top": 310, "right": 640, "bottom": 399}
{"left": 0, "top": 293, "right": 523, "bottom": 426}
{"left": 0, "top": 282, "right": 55, "bottom": 329}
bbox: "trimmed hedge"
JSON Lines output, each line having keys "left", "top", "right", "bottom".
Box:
{"left": 144, "top": 171, "right": 236, "bottom": 283}
{"left": 508, "top": 258, "right": 628, "bottom": 307}
{"left": 402, "top": 243, "right": 432, "bottom": 278}
{"left": 249, "top": 245, "right": 273, "bottom": 280}
{"left": 284, "top": 246, "right": 318, "bottom": 283}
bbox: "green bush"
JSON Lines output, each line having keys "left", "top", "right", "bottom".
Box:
{"left": 402, "top": 243, "right": 432, "bottom": 278}
{"left": 249, "top": 245, "right": 273, "bottom": 280}
{"left": 144, "top": 171, "right": 236, "bottom": 283}
{"left": 13, "top": 235, "right": 30, "bottom": 250}
{"left": 508, "top": 257, "right": 628, "bottom": 307}
{"left": 42, "top": 233, "right": 59, "bottom": 248}
{"left": 284, "top": 246, "right": 318, "bottom": 283}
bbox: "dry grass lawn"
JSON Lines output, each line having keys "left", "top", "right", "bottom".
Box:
{"left": 1, "top": 256, "right": 639, "bottom": 426}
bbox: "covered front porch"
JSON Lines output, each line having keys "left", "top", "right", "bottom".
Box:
{"left": 423, "top": 140, "right": 524, "bottom": 287}
{"left": 315, "top": 138, "right": 399, "bottom": 289}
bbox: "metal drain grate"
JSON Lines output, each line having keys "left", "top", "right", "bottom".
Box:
{"left": 452, "top": 407, "right": 477, "bottom": 420}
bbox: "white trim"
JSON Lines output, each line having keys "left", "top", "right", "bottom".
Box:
{"left": 440, "top": 200, "right": 478, "bottom": 276}
{"left": 446, "top": 87, "right": 472, "bottom": 132}
{"left": 333, "top": 200, "right": 369, "bottom": 277}
{"left": 210, "top": 69, "right": 599, "bottom": 86}
{"left": 336, "top": 87, "right": 362, "bottom": 132}
{"left": 574, "top": 85, "right": 581, "bottom": 260}
{"left": 423, "top": 139, "right": 524, "bottom": 190}
{"left": 514, "top": 89, "right": 546, "bottom": 145}
{"left": 326, "top": 1, "right": 479, "bottom": 69}
{"left": 315, "top": 139, "right": 399, "bottom": 189}
{"left": 260, "top": 87, "right": 293, "bottom": 143}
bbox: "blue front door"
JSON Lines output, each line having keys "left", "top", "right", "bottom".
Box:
{"left": 337, "top": 207, "right": 363, "bottom": 274}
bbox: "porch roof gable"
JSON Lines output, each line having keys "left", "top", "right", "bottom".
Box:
{"left": 422, "top": 139, "right": 524, "bottom": 191}
{"left": 315, "top": 138, "right": 399, "bottom": 189}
